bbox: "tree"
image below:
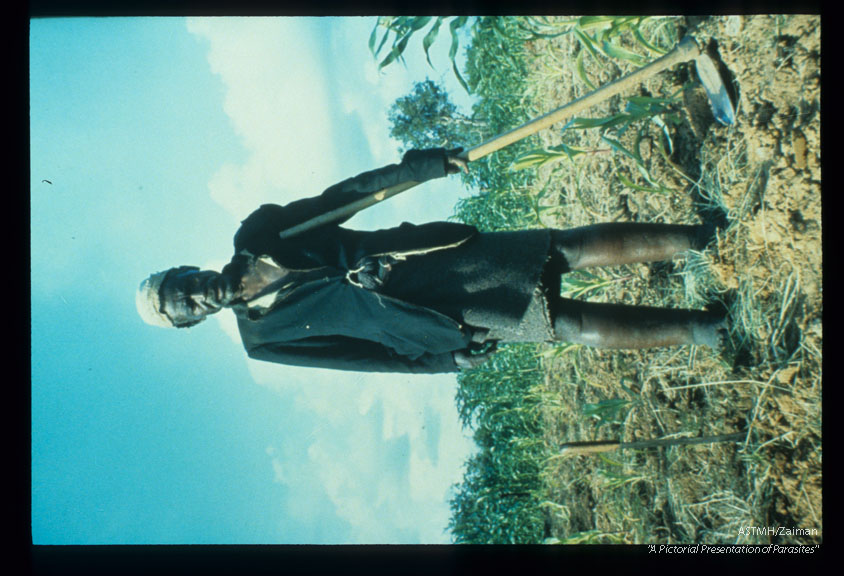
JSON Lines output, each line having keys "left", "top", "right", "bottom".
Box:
{"left": 387, "top": 79, "right": 483, "bottom": 153}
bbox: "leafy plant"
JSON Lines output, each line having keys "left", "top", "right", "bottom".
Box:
{"left": 559, "top": 94, "right": 684, "bottom": 194}
{"left": 511, "top": 142, "right": 610, "bottom": 171}
{"left": 596, "top": 468, "right": 650, "bottom": 490}
{"left": 370, "top": 16, "right": 473, "bottom": 91}
{"left": 559, "top": 269, "right": 634, "bottom": 299}
{"left": 582, "top": 398, "right": 632, "bottom": 428}
{"left": 387, "top": 79, "right": 483, "bottom": 152}
{"left": 449, "top": 344, "right": 548, "bottom": 543}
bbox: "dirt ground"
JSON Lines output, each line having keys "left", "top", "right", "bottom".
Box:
{"left": 526, "top": 15, "right": 821, "bottom": 544}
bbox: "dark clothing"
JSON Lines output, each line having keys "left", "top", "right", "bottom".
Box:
{"left": 232, "top": 149, "right": 476, "bottom": 272}
{"left": 233, "top": 270, "right": 474, "bottom": 373}
{"left": 227, "top": 149, "right": 553, "bottom": 374}
{"left": 381, "top": 231, "right": 553, "bottom": 343}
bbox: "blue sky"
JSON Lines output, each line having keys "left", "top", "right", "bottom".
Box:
{"left": 30, "top": 16, "right": 480, "bottom": 544}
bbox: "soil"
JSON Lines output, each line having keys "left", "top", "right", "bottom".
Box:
{"left": 526, "top": 15, "right": 821, "bottom": 544}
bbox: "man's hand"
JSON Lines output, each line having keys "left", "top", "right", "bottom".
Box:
{"left": 444, "top": 147, "right": 468, "bottom": 175}
{"left": 446, "top": 155, "right": 469, "bottom": 174}
{"left": 206, "top": 272, "right": 241, "bottom": 308}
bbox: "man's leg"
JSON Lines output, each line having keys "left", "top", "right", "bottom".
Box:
{"left": 550, "top": 223, "right": 714, "bottom": 270}
{"left": 551, "top": 298, "right": 726, "bottom": 349}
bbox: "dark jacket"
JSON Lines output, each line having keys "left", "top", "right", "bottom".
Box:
{"left": 230, "top": 149, "right": 478, "bottom": 374}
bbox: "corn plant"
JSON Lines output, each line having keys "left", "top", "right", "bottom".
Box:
{"left": 450, "top": 19, "right": 545, "bottom": 231}
{"left": 562, "top": 94, "right": 685, "bottom": 194}
{"left": 582, "top": 398, "right": 633, "bottom": 429}
{"left": 569, "top": 16, "right": 680, "bottom": 88}
{"left": 450, "top": 344, "right": 549, "bottom": 543}
{"left": 510, "top": 142, "right": 611, "bottom": 171}
{"left": 369, "top": 16, "right": 474, "bottom": 91}
{"left": 559, "top": 269, "right": 634, "bottom": 300}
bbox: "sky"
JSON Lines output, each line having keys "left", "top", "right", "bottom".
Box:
{"left": 30, "top": 16, "right": 482, "bottom": 544}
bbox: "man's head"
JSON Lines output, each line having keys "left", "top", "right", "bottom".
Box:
{"left": 136, "top": 266, "right": 235, "bottom": 328}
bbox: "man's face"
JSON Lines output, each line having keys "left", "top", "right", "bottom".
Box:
{"left": 159, "top": 267, "right": 227, "bottom": 327}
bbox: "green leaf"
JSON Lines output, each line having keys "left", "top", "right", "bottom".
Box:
{"left": 559, "top": 269, "right": 616, "bottom": 298}
{"left": 453, "top": 59, "right": 471, "bottom": 93}
{"left": 374, "top": 31, "right": 390, "bottom": 59}
{"left": 606, "top": 16, "right": 640, "bottom": 38}
{"left": 617, "top": 172, "right": 672, "bottom": 194}
{"left": 378, "top": 45, "right": 401, "bottom": 70}
{"left": 519, "top": 16, "right": 576, "bottom": 39}
{"left": 448, "top": 17, "right": 470, "bottom": 91}
{"left": 601, "top": 134, "right": 655, "bottom": 184}
{"left": 369, "top": 18, "right": 395, "bottom": 59}
{"left": 422, "top": 17, "right": 443, "bottom": 68}
{"left": 378, "top": 31, "right": 412, "bottom": 70}
{"left": 601, "top": 39, "right": 647, "bottom": 66}
{"left": 565, "top": 114, "right": 630, "bottom": 131}
{"left": 575, "top": 49, "right": 596, "bottom": 90}
{"left": 510, "top": 143, "right": 589, "bottom": 171}
{"left": 632, "top": 23, "right": 667, "bottom": 56}
{"left": 573, "top": 27, "right": 603, "bottom": 59}
{"left": 551, "top": 142, "right": 588, "bottom": 158}
{"left": 390, "top": 16, "right": 411, "bottom": 31}
{"left": 601, "top": 134, "right": 639, "bottom": 162}
{"left": 448, "top": 16, "right": 468, "bottom": 60}
{"left": 368, "top": 19, "right": 379, "bottom": 55}
{"left": 409, "top": 16, "right": 432, "bottom": 31}
{"left": 576, "top": 16, "right": 616, "bottom": 32}
{"left": 626, "top": 95, "right": 678, "bottom": 108}
{"left": 510, "top": 150, "right": 556, "bottom": 170}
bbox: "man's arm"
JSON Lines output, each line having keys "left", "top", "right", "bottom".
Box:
{"left": 245, "top": 334, "right": 460, "bottom": 374}
{"left": 234, "top": 148, "right": 461, "bottom": 254}
{"left": 317, "top": 148, "right": 461, "bottom": 223}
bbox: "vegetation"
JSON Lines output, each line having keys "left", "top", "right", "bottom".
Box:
{"left": 376, "top": 15, "right": 822, "bottom": 545}
{"left": 449, "top": 344, "right": 547, "bottom": 543}
{"left": 387, "top": 79, "right": 484, "bottom": 154}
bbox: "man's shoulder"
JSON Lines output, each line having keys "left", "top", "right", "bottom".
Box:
{"left": 241, "top": 203, "right": 284, "bottom": 222}
{"left": 234, "top": 203, "right": 288, "bottom": 252}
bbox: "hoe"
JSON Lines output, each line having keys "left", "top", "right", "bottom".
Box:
{"left": 279, "top": 35, "right": 735, "bottom": 239}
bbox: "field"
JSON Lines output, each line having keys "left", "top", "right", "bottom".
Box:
{"left": 517, "top": 15, "right": 822, "bottom": 545}
{"left": 375, "top": 15, "right": 822, "bottom": 544}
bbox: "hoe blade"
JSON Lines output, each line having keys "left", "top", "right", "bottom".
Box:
{"left": 695, "top": 53, "right": 736, "bottom": 126}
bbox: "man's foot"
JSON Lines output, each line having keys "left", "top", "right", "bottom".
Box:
{"left": 691, "top": 315, "right": 729, "bottom": 351}
{"left": 692, "top": 222, "right": 718, "bottom": 250}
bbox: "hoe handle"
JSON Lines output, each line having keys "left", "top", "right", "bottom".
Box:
{"left": 459, "top": 36, "right": 701, "bottom": 162}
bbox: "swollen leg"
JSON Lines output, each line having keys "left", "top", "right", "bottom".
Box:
{"left": 552, "top": 298, "right": 725, "bottom": 349}
{"left": 550, "top": 222, "right": 714, "bottom": 269}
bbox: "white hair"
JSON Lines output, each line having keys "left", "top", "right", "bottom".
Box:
{"left": 135, "top": 270, "right": 173, "bottom": 328}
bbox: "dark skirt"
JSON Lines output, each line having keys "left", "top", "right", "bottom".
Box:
{"left": 380, "top": 230, "right": 554, "bottom": 343}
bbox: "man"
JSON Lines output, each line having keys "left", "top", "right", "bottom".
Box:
{"left": 137, "top": 148, "right": 725, "bottom": 373}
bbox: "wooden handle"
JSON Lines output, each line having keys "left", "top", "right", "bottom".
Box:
{"left": 278, "top": 180, "right": 420, "bottom": 239}
{"left": 559, "top": 440, "right": 621, "bottom": 455}
{"left": 458, "top": 36, "right": 700, "bottom": 162}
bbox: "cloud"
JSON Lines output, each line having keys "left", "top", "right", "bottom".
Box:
{"left": 245, "top": 361, "right": 476, "bottom": 543}
{"left": 291, "top": 374, "right": 476, "bottom": 543}
{"left": 270, "top": 457, "right": 287, "bottom": 485}
{"left": 186, "top": 17, "right": 339, "bottom": 221}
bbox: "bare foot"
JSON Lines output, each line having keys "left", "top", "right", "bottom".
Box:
{"left": 692, "top": 315, "right": 729, "bottom": 351}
